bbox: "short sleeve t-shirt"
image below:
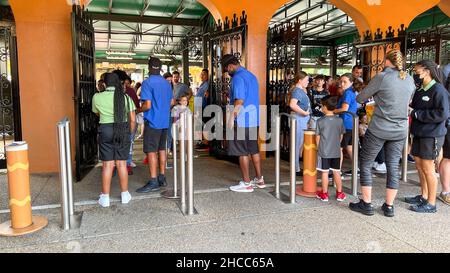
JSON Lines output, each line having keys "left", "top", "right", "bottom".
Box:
{"left": 316, "top": 115, "right": 346, "bottom": 158}
{"left": 174, "top": 82, "right": 190, "bottom": 100}
{"left": 92, "top": 88, "right": 136, "bottom": 124}
{"left": 337, "top": 87, "right": 357, "bottom": 130}
{"left": 229, "top": 67, "right": 260, "bottom": 128}
{"left": 140, "top": 75, "right": 173, "bottom": 129}
{"left": 291, "top": 87, "right": 311, "bottom": 112}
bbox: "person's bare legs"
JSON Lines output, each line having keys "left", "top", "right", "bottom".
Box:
{"left": 147, "top": 152, "right": 158, "bottom": 179}
{"left": 440, "top": 158, "right": 450, "bottom": 193}
{"left": 102, "top": 161, "right": 115, "bottom": 194}
{"left": 250, "top": 153, "right": 262, "bottom": 179}
{"left": 333, "top": 170, "right": 343, "bottom": 193}
{"left": 321, "top": 171, "right": 329, "bottom": 193}
{"left": 115, "top": 160, "right": 129, "bottom": 192}
{"left": 239, "top": 155, "right": 251, "bottom": 183}
{"left": 422, "top": 159, "right": 438, "bottom": 206}
{"left": 361, "top": 186, "right": 372, "bottom": 203}
{"left": 158, "top": 150, "right": 167, "bottom": 175}
{"left": 415, "top": 157, "right": 429, "bottom": 199}
{"left": 386, "top": 189, "right": 398, "bottom": 206}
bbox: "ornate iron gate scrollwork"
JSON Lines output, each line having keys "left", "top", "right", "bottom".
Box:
{"left": 267, "top": 20, "right": 301, "bottom": 160}
{"left": 208, "top": 12, "right": 247, "bottom": 159}
{"left": 354, "top": 27, "right": 407, "bottom": 83}
{"left": 72, "top": 5, "right": 98, "bottom": 181}
{"left": 0, "top": 16, "right": 21, "bottom": 169}
{"left": 406, "top": 26, "right": 450, "bottom": 71}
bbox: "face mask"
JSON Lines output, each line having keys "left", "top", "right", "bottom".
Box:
{"left": 413, "top": 74, "right": 424, "bottom": 87}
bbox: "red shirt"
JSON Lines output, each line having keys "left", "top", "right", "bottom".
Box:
{"left": 126, "top": 87, "right": 140, "bottom": 110}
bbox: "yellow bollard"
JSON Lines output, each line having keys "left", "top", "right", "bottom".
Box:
{"left": 0, "top": 141, "right": 48, "bottom": 237}
{"left": 296, "top": 130, "right": 321, "bottom": 198}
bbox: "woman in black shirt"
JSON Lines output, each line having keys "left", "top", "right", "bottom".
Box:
{"left": 406, "top": 60, "right": 450, "bottom": 213}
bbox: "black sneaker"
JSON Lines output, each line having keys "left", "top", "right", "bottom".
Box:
{"left": 407, "top": 154, "right": 415, "bottom": 163}
{"left": 296, "top": 170, "right": 303, "bottom": 177}
{"left": 409, "top": 202, "right": 437, "bottom": 213}
{"left": 136, "top": 180, "right": 160, "bottom": 193}
{"left": 158, "top": 175, "right": 167, "bottom": 187}
{"left": 381, "top": 203, "right": 395, "bottom": 217}
{"left": 349, "top": 199, "right": 375, "bottom": 216}
{"left": 404, "top": 195, "right": 427, "bottom": 205}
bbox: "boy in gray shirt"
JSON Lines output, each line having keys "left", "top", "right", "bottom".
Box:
{"left": 315, "top": 96, "right": 347, "bottom": 202}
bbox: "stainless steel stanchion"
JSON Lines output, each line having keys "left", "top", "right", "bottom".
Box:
{"left": 186, "top": 111, "right": 196, "bottom": 215}
{"left": 289, "top": 116, "right": 297, "bottom": 204}
{"left": 275, "top": 115, "right": 281, "bottom": 199}
{"left": 401, "top": 129, "right": 409, "bottom": 183}
{"left": 351, "top": 114, "right": 359, "bottom": 197}
{"left": 179, "top": 112, "right": 186, "bottom": 212}
{"left": 57, "top": 118, "right": 82, "bottom": 230}
{"left": 271, "top": 114, "right": 296, "bottom": 204}
{"left": 161, "top": 124, "right": 180, "bottom": 199}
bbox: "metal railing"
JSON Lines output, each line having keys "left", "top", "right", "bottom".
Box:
{"left": 273, "top": 111, "right": 360, "bottom": 200}
{"left": 273, "top": 113, "right": 297, "bottom": 204}
{"left": 168, "top": 110, "right": 196, "bottom": 216}
{"left": 401, "top": 128, "right": 409, "bottom": 182}
{"left": 57, "top": 118, "right": 82, "bottom": 230}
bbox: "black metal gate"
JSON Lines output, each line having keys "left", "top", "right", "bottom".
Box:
{"left": 406, "top": 26, "right": 450, "bottom": 71}
{"left": 0, "top": 18, "right": 21, "bottom": 169}
{"left": 72, "top": 5, "right": 98, "bottom": 181}
{"left": 267, "top": 20, "right": 301, "bottom": 160}
{"left": 208, "top": 12, "right": 247, "bottom": 159}
{"left": 354, "top": 28, "right": 407, "bottom": 83}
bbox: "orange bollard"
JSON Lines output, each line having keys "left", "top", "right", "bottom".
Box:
{"left": 296, "top": 130, "right": 321, "bottom": 198}
{"left": 0, "top": 142, "right": 47, "bottom": 237}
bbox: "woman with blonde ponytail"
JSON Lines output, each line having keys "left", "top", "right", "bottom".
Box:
{"left": 349, "top": 50, "right": 416, "bottom": 217}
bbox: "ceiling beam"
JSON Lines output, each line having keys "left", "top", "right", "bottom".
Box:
{"left": 88, "top": 12, "right": 201, "bottom": 27}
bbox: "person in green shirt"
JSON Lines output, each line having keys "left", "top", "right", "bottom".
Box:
{"left": 92, "top": 73, "right": 136, "bottom": 208}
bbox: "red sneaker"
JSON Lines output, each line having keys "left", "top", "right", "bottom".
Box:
{"left": 127, "top": 166, "right": 133, "bottom": 175}
{"left": 316, "top": 191, "right": 329, "bottom": 202}
{"left": 143, "top": 157, "right": 148, "bottom": 165}
{"left": 336, "top": 191, "right": 347, "bottom": 202}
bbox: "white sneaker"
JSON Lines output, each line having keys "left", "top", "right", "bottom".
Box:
{"left": 252, "top": 176, "right": 266, "bottom": 189}
{"left": 372, "top": 162, "right": 387, "bottom": 173}
{"left": 129, "top": 162, "right": 137, "bottom": 168}
{"left": 229, "top": 181, "right": 254, "bottom": 193}
{"left": 98, "top": 194, "right": 110, "bottom": 207}
{"left": 121, "top": 191, "right": 132, "bottom": 204}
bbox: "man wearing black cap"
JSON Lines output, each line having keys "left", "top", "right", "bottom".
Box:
{"left": 136, "top": 57, "right": 174, "bottom": 193}
{"left": 221, "top": 54, "right": 265, "bottom": 193}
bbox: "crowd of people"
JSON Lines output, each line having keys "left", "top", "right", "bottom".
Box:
{"left": 91, "top": 49, "right": 450, "bottom": 217}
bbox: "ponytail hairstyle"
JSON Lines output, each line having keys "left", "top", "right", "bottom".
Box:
{"left": 386, "top": 50, "right": 407, "bottom": 80}
{"left": 288, "top": 71, "right": 309, "bottom": 102}
{"left": 290, "top": 71, "right": 309, "bottom": 91}
{"left": 415, "top": 60, "right": 445, "bottom": 85}
{"left": 104, "top": 73, "right": 130, "bottom": 147}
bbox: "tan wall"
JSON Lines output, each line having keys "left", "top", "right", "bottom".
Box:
{"left": 9, "top": 0, "right": 75, "bottom": 173}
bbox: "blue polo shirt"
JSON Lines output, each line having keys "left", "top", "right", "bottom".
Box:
{"left": 196, "top": 81, "right": 209, "bottom": 108}
{"left": 337, "top": 87, "right": 357, "bottom": 130}
{"left": 229, "top": 67, "right": 260, "bottom": 128}
{"left": 140, "top": 75, "right": 173, "bottom": 129}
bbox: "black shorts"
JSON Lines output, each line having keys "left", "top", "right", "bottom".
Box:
{"left": 443, "top": 126, "right": 450, "bottom": 159}
{"left": 227, "top": 126, "right": 259, "bottom": 156}
{"left": 143, "top": 122, "right": 168, "bottom": 153}
{"left": 411, "top": 136, "right": 445, "bottom": 160}
{"left": 317, "top": 156, "right": 341, "bottom": 172}
{"left": 341, "top": 130, "right": 353, "bottom": 148}
{"left": 98, "top": 123, "right": 131, "bottom": 161}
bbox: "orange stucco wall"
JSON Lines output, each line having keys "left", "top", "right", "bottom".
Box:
{"left": 330, "top": 0, "right": 441, "bottom": 39}
{"left": 9, "top": 0, "right": 75, "bottom": 173}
